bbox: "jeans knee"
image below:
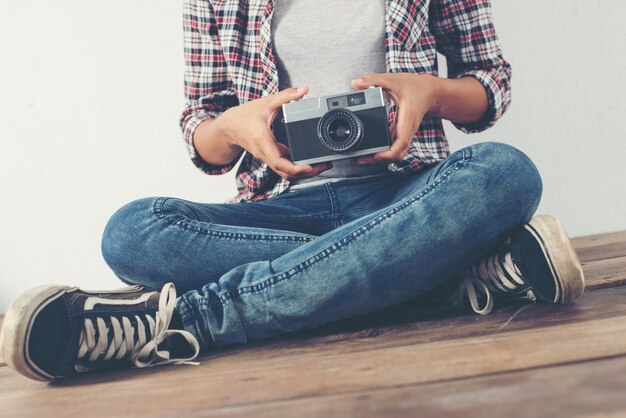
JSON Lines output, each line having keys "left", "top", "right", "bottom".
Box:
{"left": 101, "top": 197, "right": 156, "bottom": 282}
{"left": 472, "top": 141, "right": 543, "bottom": 221}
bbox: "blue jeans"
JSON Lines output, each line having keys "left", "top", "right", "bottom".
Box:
{"left": 101, "top": 142, "right": 543, "bottom": 349}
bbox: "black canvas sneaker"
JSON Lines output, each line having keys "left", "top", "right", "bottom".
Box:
{"left": 450, "top": 214, "right": 585, "bottom": 315}
{"left": 0, "top": 283, "right": 199, "bottom": 381}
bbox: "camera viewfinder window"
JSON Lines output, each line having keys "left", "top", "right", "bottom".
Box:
{"left": 348, "top": 92, "right": 366, "bottom": 107}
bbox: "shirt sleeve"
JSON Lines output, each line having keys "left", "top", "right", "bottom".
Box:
{"left": 429, "top": 0, "right": 512, "bottom": 133}
{"left": 179, "top": 0, "right": 242, "bottom": 174}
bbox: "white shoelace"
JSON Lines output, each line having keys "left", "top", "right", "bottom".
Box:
{"left": 76, "top": 283, "right": 200, "bottom": 369}
{"left": 450, "top": 242, "right": 536, "bottom": 315}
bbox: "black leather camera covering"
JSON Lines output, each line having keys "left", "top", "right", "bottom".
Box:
{"left": 284, "top": 106, "right": 391, "bottom": 163}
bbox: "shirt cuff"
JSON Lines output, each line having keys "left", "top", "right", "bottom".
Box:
{"left": 452, "top": 68, "right": 511, "bottom": 134}
{"left": 182, "top": 111, "right": 241, "bottom": 175}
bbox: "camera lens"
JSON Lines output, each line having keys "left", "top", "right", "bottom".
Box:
{"left": 317, "top": 108, "right": 363, "bottom": 153}
{"left": 329, "top": 119, "right": 351, "bottom": 141}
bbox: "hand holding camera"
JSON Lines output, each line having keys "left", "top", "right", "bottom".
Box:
{"left": 219, "top": 86, "right": 331, "bottom": 181}
{"left": 350, "top": 73, "right": 438, "bottom": 165}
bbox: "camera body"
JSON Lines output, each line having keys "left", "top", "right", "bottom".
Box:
{"left": 276, "top": 87, "right": 392, "bottom": 165}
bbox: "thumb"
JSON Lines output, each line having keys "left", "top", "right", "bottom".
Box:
{"left": 389, "top": 117, "right": 398, "bottom": 140}
{"left": 269, "top": 85, "right": 309, "bottom": 109}
{"left": 351, "top": 73, "right": 393, "bottom": 91}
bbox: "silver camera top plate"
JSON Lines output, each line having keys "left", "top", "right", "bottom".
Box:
{"left": 282, "top": 86, "right": 390, "bottom": 123}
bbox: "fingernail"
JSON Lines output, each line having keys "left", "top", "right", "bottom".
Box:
{"left": 296, "top": 87, "right": 307, "bottom": 94}
{"left": 352, "top": 78, "right": 364, "bottom": 84}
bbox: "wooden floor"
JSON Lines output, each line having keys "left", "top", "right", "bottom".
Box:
{"left": 1, "top": 231, "right": 626, "bottom": 418}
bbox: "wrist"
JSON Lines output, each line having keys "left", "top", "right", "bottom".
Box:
{"left": 425, "top": 75, "right": 443, "bottom": 116}
{"left": 193, "top": 114, "right": 243, "bottom": 164}
{"left": 214, "top": 111, "right": 239, "bottom": 149}
{"left": 215, "top": 109, "right": 243, "bottom": 155}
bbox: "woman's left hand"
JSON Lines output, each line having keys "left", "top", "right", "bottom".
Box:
{"left": 350, "top": 73, "right": 438, "bottom": 165}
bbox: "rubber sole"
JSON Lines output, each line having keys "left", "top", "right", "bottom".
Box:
{"left": 525, "top": 214, "right": 585, "bottom": 304}
{"left": 1, "top": 285, "right": 76, "bottom": 381}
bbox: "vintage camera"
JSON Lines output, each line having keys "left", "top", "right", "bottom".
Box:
{"left": 274, "top": 86, "right": 392, "bottom": 165}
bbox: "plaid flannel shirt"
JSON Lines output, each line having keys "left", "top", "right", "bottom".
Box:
{"left": 180, "top": 0, "right": 512, "bottom": 203}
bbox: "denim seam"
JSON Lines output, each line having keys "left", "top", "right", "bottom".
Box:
{"left": 341, "top": 207, "right": 376, "bottom": 219}
{"left": 324, "top": 183, "right": 336, "bottom": 218}
{"left": 154, "top": 197, "right": 216, "bottom": 222}
{"left": 151, "top": 198, "right": 314, "bottom": 243}
{"left": 217, "top": 211, "right": 333, "bottom": 223}
{"left": 324, "top": 183, "right": 341, "bottom": 228}
{"left": 177, "top": 295, "right": 209, "bottom": 347}
{"left": 217, "top": 149, "right": 473, "bottom": 303}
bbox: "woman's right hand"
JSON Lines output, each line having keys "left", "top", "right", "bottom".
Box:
{"left": 219, "top": 86, "right": 331, "bottom": 180}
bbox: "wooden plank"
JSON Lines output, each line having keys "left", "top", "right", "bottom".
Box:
{"left": 572, "top": 230, "right": 626, "bottom": 249}
{"left": 1, "top": 302, "right": 625, "bottom": 416}
{"left": 204, "top": 355, "right": 626, "bottom": 418}
{"left": 578, "top": 241, "right": 626, "bottom": 263}
{"left": 584, "top": 256, "right": 626, "bottom": 290}
{"left": 573, "top": 230, "right": 626, "bottom": 263}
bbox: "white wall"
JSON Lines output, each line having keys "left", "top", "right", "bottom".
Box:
{"left": 1, "top": 1, "right": 625, "bottom": 312}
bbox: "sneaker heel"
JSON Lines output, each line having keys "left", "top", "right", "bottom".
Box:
{"left": 526, "top": 214, "right": 585, "bottom": 304}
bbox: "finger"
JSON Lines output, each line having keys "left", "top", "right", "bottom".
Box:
{"left": 274, "top": 158, "right": 315, "bottom": 179}
{"left": 268, "top": 85, "right": 310, "bottom": 110}
{"left": 275, "top": 142, "right": 291, "bottom": 155}
{"left": 356, "top": 138, "right": 410, "bottom": 165}
{"left": 254, "top": 132, "right": 300, "bottom": 177}
{"left": 394, "top": 105, "right": 419, "bottom": 152}
{"left": 370, "top": 138, "right": 411, "bottom": 162}
{"left": 389, "top": 118, "right": 398, "bottom": 140}
{"left": 374, "top": 128, "right": 412, "bottom": 161}
{"left": 254, "top": 148, "right": 285, "bottom": 177}
{"left": 260, "top": 137, "right": 315, "bottom": 179}
{"left": 351, "top": 73, "right": 395, "bottom": 91}
{"left": 351, "top": 73, "right": 392, "bottom": 89}
{"left": 355, "top": 118, "right": 399, "bottom": 165}
{"left": 352, "top": 77, "right": 401, "bottom": 107}
{"left": 292, "top": 162, "right": 333, "bottom": 180}
{"left": 263, "top": 128, "right": 320, "bottom": 179}
{"left": 354, "top": 155, "right": 380, "bottom": 165}
{"left": 274, "top": 142, "right": 324, "bottom": 176}
{"left": 261, "top": 155, "right": 296, "bottom": 180}
{"left": 374, "top": 138, "right": 412, "bottom": 161}
{"left": 311, "top": 162, "right": 333, "bottom": 173}
{"left": 374, "top": 105, "right": 419, "bottom": 161}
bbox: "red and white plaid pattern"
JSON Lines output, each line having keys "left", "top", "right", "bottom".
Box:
{"left": 180, "top": 0, "right": 511, "bottom": 203}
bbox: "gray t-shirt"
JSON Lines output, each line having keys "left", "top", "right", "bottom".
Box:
{"left": 271, "top": 0, "right": 391, "bottom": 189}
